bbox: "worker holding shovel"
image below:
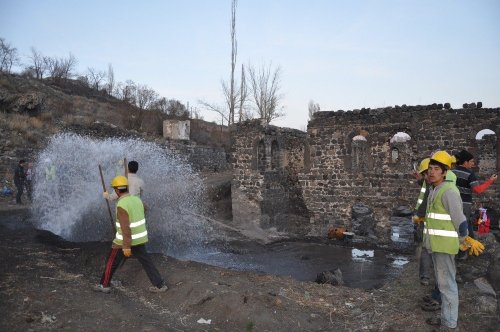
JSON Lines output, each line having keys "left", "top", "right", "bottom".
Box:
{"left": 93, "top": 175, "right": 167, "bottom": 293}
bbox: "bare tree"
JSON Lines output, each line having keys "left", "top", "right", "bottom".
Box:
{"left": 151, "top": 98, "right": 188, "bottom": 117}
{"left": 46, "top": 53, "right": 77, "bottom": 82}
{"left": 27, "top": 47, "right": 47, "bottom": 79}
{"left": 106, "top": 63, "right": 115, "bottom": 96}
{"left": 247, "top": 62, "right": 284, "bottom": 124}
{"left": 0, "top": 38, "right": 19, "bottom": 73}
{"left": 135, "top": 84, "right": 158, "bottom": 110}
{"left": 308, "top": 100, "right": 320, "bottom": 120}
{"left": 166, "top": 99, "right": 188, "bottom": 117}
{"left": 151, "top": 97, "right": 168, "bottom": 114}
{"left": 86, "top": 67, "right": 106, "bottom": 90}
{"left": 76, "top": 75, "right": 89, "bottom": 86}
{"left": 45, "top": 57, "right": 59, "bottom": 78}
{"left": 60, "top": 53, "right": 77, "bottom": 80}
{"left": 191, "top": 107, "right": 204, "bottom": 120}
{"left": 238, "top": 63, "right": 249, "bottom": 122}
{"left": 198, "top": 100, "right": 229, "bottom": 126}
{"left": 227, "top": 0, "right": 238, "bottom": 124}
{"left": 116, "top": 80, "right": 137, "bottom": 104}
{"left": 204, "top": 0, "right": 246, "bottom": 126}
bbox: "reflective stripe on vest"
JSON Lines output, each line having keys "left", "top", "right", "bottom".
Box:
{"left": 423, "top": 228, "right": 458, "bottom": 237}
{"left": 115, "top": 218, "right": 146, "bottom": 229}
{"left": 115, "top": 230, "right": 148, "bottom": 240}
{"left": 426, "top": 212, "right": 451, "bottom": 221}
{"left": 415, "top": 182, "right": 427, "bottom": 210}
{"left": 113, "top": 195, "right": 148, "bottom": 247}
{"left": 424, "top": 182, "right": 460, "bottom": 255}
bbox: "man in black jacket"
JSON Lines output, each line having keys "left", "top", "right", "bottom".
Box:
{"left": 14, "top": 159, "right": 26, "bottom": 204}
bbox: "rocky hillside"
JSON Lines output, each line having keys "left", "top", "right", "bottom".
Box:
{"left": 0, "top": 72, "right": 227, "bottom": 186}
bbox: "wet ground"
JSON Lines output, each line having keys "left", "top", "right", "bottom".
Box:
{"left": 1, "top": 205, "right": 499, "bottom": 331}
{"left": 7, "top": 204, "right": 409, "bottom": 290}
{"left": 186, "top": 241, "right": 408, "bottom": 289}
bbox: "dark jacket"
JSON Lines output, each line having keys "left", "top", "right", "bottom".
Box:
{"left": 14, "top": 165, "right": 26, "bottom": 186}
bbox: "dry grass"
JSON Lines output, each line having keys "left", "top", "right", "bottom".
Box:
{"left": 25, "top": 131, "right": 39, "bottom": 144}
{"left": 61, "top": 114, "right": 78, "bottom": 125}
{"left": 0, "top": 74, "right": 14, "bottom": 91}
{"left": 51, "top": 99, "right": 72, "bottom": 118}
{"left": 8, "top": 114, "right": 30, "bottom": 132}
{"left": 6, "top": 113, "right": 49, "bottom": 147}
{"left": 61, "top": 114, "right": 95, "bottom": 126}
{"left": 8, "top": 113, "right": 45, "bottom": 131}
{"left": 40, "top": 111, "right": 52, "bottom": 122}
{"left": 29, "top": 117, "right": 44, "bottom": 129}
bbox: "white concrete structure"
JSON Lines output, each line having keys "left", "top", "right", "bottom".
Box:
{"left": 163, "top": 120, "right": 190, "bottom": 140}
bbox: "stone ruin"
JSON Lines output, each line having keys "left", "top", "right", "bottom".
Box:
{"left": 229, "top": 104, "right": 500, "bottom": 245}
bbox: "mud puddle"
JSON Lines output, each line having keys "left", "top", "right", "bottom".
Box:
{"left": 183, "top": 241, "right": 410, "bottom": 289}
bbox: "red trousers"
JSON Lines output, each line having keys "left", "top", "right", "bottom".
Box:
{"left": 100, "top": 244, "right": 164, "bottom": 288}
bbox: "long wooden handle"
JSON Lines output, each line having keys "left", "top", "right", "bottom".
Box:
{"left": 99, "top": 164, "right": 115, "bottom": 232}
{"left": 124, "top": 158, "right": 128, "bottom": 178}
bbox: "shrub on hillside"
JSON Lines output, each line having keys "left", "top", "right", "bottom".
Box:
{"left": 8, "top": 113, "right": 30, "bottom": 132}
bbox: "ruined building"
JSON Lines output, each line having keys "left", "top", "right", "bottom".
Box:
{"left": 230, "top": 105, "right": 500, "bottom": 243}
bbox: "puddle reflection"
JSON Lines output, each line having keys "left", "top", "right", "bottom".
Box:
{"left": 182, "top": 242, "right": 409, "bottom": 289}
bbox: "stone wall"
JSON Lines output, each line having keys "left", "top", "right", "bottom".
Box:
{"left": 230, "top": 106, "right": 500, "bottom": 242}
{"left": 190, "top": 119, "right": 230, "bottom": 144}
{"left": 230, "top": 120, "right": 309, "bottom": 235}
{"left": 163, "top": 140, "right": 228, "bottom": 172}
{"left": 304, "top": 106, "right": 500, "bottom": 241}
{"left": 162, "top": 119, "right": 229, "bottom": 172}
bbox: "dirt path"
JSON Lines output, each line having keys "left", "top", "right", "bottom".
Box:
{"left": 0, "top": 206, "right": 498, "bottom": 331}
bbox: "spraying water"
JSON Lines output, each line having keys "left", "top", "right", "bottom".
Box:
{"left": 31, "top": 133, "right": 212, "bottom": 257}
{"left": 28, "top": 133, "right": 408, "bottom": 289}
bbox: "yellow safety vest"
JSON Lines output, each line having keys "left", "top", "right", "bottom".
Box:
{"left": 113, "top": 195, "right": 148, "bottom": 246}
{"left": 424, "top": 182, "right": 460, "bottom": 254}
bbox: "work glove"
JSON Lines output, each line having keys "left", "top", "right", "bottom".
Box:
{"left": 459, "top": 239, "right": 468, "bottom": 252}
{"left": 465, "top": 236, "right": 485, "bottom": 256}
{"left": 460, "top": 236, "right": 485, "bottom": 256}
{"left": 122, "top": 248, "right": 132, "bottom": 257}
{"left": 102, "top": 191, "right": 109, "bottom": 199}
{"left": 413, "top": 215, "right": 425, "bottom": 224}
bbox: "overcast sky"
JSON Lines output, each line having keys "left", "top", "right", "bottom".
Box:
{"left": 1, "top": 0, "right": 499, "bottom": 130}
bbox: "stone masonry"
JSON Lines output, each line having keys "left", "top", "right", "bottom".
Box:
{"left": 230, "top": 120, "right": 309, "bottom": 235}
{"left": 230, "top": 105, "right": 500, "bottom": 243}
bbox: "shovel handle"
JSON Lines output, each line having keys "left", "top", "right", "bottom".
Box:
{"left": 99, "top": 164, "right": 115, "bottom": 232}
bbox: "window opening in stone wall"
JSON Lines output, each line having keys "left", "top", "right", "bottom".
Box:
{"left": 390, "top": 132, "right": 411, "bottom": 143}
{"left": 475, "top": 128, "right": 498, "bottom": 171}
{"left": 352, "top": 135, "right": 368, "bottom": 171}
{"left": 258, "top": 140, "right": 266, "bottom": 171}
{"left": 271, "top": 140, "right": 280, "bottom": 170}
{"left": 389, "top": 132, "right": 411, "bottom": 165}
{"left": 476, "top": 129, "right": 495, "bottom": 140}
{"left": 391, "top": 147, "right": 399, "bottom": 162}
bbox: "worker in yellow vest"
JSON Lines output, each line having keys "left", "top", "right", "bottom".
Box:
{"left": 423, "top": 151, "right": 484, "bottom": 329}
{"left": 93, "top": 176, "right": 167, "bottom": 293}
{"left": 413, "top": 158, "right": 433, "bottom": 287}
